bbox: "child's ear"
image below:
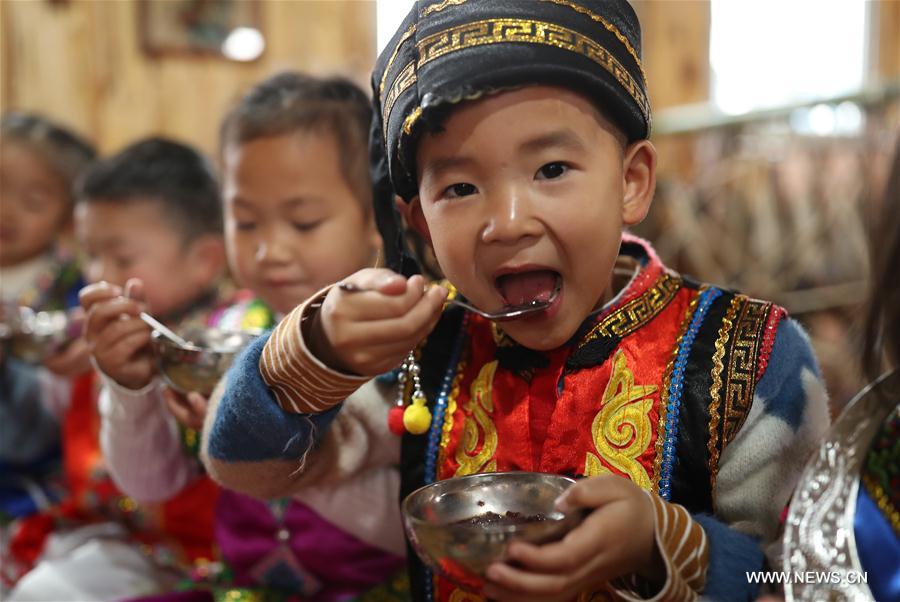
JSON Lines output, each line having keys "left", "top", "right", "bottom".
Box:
{"left": 621, "top": 139, "right": 657, "bottom": 226}
{"left": 187, "top": 235, "right": 227, "bottom": 286}
{"left": 398, "top": 195, "right": 432, "bottom": 245}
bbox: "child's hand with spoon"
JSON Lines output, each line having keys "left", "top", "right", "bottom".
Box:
{"left": 80, "top": 278, "right": 156, "bottom": 390}
{"left": 308, "top": 268, "right": 448, "bottom": 376}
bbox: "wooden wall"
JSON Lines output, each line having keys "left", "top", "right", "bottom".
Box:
{"left": 0, "top": 0, "right": 376, "bottom": 156}
{"left": 635, "top": 0, "right": 710, "bottom": 110}
{"left": 874, "top": 0, "right": 900, "bottom": 83}
{"left": 1, "top": 0, "right": 895, "bottom": 159}
{"left": 633, "top": 0, "right": 710, "bottom": 180}
{"left": 0, "top": 0, "right": 711, "bottom": 159}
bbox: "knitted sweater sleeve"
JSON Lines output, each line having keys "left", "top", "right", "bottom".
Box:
{"left": 201, "top": 297, "right": 399, "bottom": 499}
{"left": 612, "top": 318, "right": 829, "bottom": 601}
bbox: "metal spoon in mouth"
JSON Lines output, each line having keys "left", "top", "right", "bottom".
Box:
{"left": 337, "top": 282, "right": 557, "bottom": 321}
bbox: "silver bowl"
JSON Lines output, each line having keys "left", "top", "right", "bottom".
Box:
{"left": 402, "top": 471, "right": 581, "bottom": 591}
{"left": 151, "top": 326, "right": 259, "bottom": 396}
{"left": 2, "top": 306, "right": 84, "bottom": 363}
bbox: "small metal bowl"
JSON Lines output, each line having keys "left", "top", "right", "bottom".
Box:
{"left": 2, "top": 307, "right": 84, "bottom": 363}
{"left": 402, "top": 471, "right": 581, "bottom": 592}
{"left": 151, "top": 326, "right": 259, "bottom": 397}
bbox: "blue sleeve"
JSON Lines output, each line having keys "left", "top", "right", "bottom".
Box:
{"left": 691, "top": 318, "right": 828, "bottom": 600}
{"left": 755, "top": 318, "right": 822, "bottom": 432}
{"left": 205, "top": 331, "right": 341, "bottom": 463}
{"left": 0, "top": 358, "right": 61, "bottom": 465}
{"left": 693, "top": 513, "right": 764, "bottom": 601}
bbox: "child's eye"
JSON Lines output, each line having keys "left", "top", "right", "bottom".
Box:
{"left": 292, "top": 220, "right": 322, "bottom": 233}
{"left": 235, "top": 222, "right": 256, "bottom": 231}
{"left": 443, "top": 183, "right": 477, "bottom": 199}
{"left": 536, "top": 162, "right": 568, "bottom": 180}
{"left": 115, "top": 256, "right": 135, "bottom": 270}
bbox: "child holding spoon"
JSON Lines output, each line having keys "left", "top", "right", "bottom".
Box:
{"left": 92, "top": 73, "right": 407, "bottom": 601}
{"left": 8, "top": 138, "right": 228, "bottom": 600}
{"left": 204, "top": 2, "right": 832, "bottom": 601}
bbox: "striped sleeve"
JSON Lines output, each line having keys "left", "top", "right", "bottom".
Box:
{"left": 259, "top": 286, "right": 370, "bottom": 415}
{"left": 612, "top": 494, "right": 709, "bottom": 601}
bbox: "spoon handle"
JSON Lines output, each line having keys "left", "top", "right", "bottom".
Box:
{"left": 140, "top": 312, "right": 192, "bottom": 347}
{"left": 336, "top": 282, "right": 550, "bottom": 321}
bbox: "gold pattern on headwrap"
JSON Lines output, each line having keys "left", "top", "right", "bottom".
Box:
{"left": 404, "top": 18, "right": 649, "bottom": 124}
{"left": 403, "top": 106, "right": 424, "bottom": 135}
{"left": 584, "top": 350, "right": 657, "bottom": 490}
{"left": 383, "top": 61, "right": 418, "bottom": 127}
{"left": 421, "top": 0, "right": 470, "bottom": 18}
{"left": 379, "top": 24, "right": 417, "bottom": 96}
{"left": 383, "top": 18, "right": 656, "bottom": 132}
{"left": 538, "top": 0, "right": 647, "bottom": 85}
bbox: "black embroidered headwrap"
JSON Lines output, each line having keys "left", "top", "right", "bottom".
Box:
{"left": 369, "top": 0, "right": 651, "bottom": 275}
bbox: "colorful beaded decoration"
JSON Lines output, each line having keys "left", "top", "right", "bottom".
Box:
{"left": 392, "top": 351, "right": 432, "bottom": 435}
{"left": 424, "top": 313, "right": 470, "bottom": 485}
{"left": 417, "top": 315, "right": 469, "bottom": 602}
{"left": 658, "top": 287, "right": 721, "bottom": 500}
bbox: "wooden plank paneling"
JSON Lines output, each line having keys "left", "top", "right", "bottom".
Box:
{"left": 634, "top": 0, "right": 711, "bottom": 111}
{"left": 874, "top": 0, "right": 900, "bottom": 83}
{"left": 0, "top": 0, "right": 376, "bottom": 156}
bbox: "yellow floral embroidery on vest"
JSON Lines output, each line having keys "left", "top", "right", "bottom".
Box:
{"left": 454, "top": 360, "right": 499, "bottom": 476}
{"left": 584, "top": 350, "right": 657, "bottom": 489}
{"left": 449, "top": 589, "right": 484, "bottom": 602}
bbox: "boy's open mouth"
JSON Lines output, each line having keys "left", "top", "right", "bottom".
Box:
{"left": 495, "top": 269, "right": 562, "bottom": 307}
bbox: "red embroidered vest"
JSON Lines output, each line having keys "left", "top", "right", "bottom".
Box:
{"left": 399, "top": 236, "right": 786, "bottom": 602}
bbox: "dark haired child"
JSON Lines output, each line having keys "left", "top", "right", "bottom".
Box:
{"left": 204, "top": 3, "right": 831, "bottom": 600}
{"left": 98, "top": 74, "right": 405, "bottom": 601}
{"left": 7, "top": 138, "right": 226, "bottom": 600}
{"left": 0, "top": 112, "right": 95, "bottom": 524}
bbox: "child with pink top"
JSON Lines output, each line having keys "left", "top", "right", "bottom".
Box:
{"left": 95, "top": 73, "right": 406, "bottom": 601}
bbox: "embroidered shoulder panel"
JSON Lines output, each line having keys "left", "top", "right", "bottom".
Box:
{"left": 708, "top": 296, "right": 773, "bottom": 459}
{"left": 578, "top": 272, "right": 681, "bottom": 346}
{"left": 671, "top": 291, "right": 783, "bottom": 510}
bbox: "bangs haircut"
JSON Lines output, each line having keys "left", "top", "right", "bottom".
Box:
{"left": 219, "top": 72, "right": 373, "bottom": 210}
{"left": 75, "top": 137, "right": 222, "bottom": 243}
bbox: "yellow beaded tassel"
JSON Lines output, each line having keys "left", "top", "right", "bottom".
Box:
{"left": 403, "top": 391, "right": 431, "bottom": 435}
{"left": 402, "top": 351, "right": 431, "bottom": 435}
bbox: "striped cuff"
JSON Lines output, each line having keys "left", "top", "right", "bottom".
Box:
{"left": 612, "top": 494, "right": 709, "bottom": 601}
{"left": 259, "top": 285, "right": 369, "bottom": 415}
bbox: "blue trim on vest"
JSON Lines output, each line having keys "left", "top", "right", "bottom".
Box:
{"left": 423, "top": 314, "right": 470, "bottom": 486}
{"left": 659, "top": 287, "right": 722, "bottom": 500}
